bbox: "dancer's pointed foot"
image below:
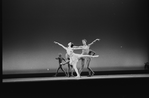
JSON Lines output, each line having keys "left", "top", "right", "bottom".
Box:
{"left": 93, "top": 55, "right": 99, "bottom": 57}
{"left": 75, "top": 76, "right": 81, "bottom": 79}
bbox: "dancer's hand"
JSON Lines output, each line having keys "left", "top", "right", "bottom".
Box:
{"left": 96, "top": 39, "right": 100, "bottom": 41}
{"left": 54, "top": 41, "right": 67, "bottom": 50}
{"left": 93, "top": 55, "right": 99, "bottom": 57}
{"left": 54, "top": 41, "right": 58, "bottom": 44}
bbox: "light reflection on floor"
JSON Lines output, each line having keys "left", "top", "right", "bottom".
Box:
{"left": 3, "top": 74, "right": 149, "bottom": 83}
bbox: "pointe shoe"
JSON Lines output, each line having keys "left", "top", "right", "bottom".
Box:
{"left": 75, "top": 76, "right": 81, "bottom": 78}
{"left": 93, "top": 55, "right": 99, "bottom": 57}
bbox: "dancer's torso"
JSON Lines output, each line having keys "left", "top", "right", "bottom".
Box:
{"left": 66, "top": 47, "right": 79, "bottom": 65}
{"left": 57, "top": 57, "right": 64, "bottom": 63}
{"left": 82, "top": 45, "right": 90, "bottom": 55}
{"left": 66, "top": 47, "right": 73, "bottom": 56}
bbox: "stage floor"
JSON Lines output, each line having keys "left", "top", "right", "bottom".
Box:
{"left": 3, "top": 74, "right": 149, "bottom": 83}
{"left": 2, "top": 72, "right": 149, "bottom": 98}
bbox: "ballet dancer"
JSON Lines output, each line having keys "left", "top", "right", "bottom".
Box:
{"left": 77, "top": 39, "right": 100, "bottom": 76}
{"left": 54, "top": 41, "right": 99, "bottom": 78}
{"left": 54, "top": 53, "right": 67, "bottom": 76}
{"left": 61, "top": 54, "right": 74, "bottom": 77}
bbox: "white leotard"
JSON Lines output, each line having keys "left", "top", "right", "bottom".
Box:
{"left": 65, "top": 47, "right": 78, "bottom": 65}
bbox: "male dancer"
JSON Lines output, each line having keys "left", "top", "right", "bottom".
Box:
{"left": 78, "top": 39, "right": 100, "bottom": 76}
{"left": 54, "top": 53, "right": 67, "bottom": 76}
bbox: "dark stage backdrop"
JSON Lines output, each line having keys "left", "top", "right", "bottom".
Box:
{"left": 2, "top": 0, "right": 148, "bottom": 73}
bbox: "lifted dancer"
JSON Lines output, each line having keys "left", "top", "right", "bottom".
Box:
{"left": 54, "top": 41, "right": 99, "bottom": 78}
{"left": 78, "top": 39, "right": 100, "bottom": 76}
{"left": 54, "top": 53, "right": 67, "bottom": 76}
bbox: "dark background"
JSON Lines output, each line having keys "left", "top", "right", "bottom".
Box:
{"left": 2, "top": 0, "right": 148, "bottom": 73}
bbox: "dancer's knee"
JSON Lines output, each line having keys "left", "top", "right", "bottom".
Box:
{"left": 87, "top": 66, "right": 91, "bottom": 69}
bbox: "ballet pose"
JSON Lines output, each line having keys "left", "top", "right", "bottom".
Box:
{"left": 77, "top": 39, "right": 100, "bottom": 76}
{"left": 54, "top": 41, "right": 99, "bottom": 78}
{"left": 54, "top": 53, "right": 67, "bottom": 76}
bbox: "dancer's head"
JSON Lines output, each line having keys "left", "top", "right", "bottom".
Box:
{"left": 82, "top": 39, "right": 87, "bottom": 45}
{"left": 68, "top": 42, "right": 74, "bottom": 48}
{"left": 58, "top": 53, "right": 62, "bottom": 57}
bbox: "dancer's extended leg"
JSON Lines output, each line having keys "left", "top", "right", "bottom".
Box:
{"left": 79, "top": 54, "right": 99, "bottom": 58}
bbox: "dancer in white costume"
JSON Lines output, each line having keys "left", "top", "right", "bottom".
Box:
{"left": 54, "top": 41, "right": 99, "bottom": 78}
{"left": 77, "top": 39, "right": 100, "bottom": 76}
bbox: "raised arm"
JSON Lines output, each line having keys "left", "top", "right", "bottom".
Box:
{"left": 54, "top": 41, "right": 67, "bottom": 50}
{"left": 88, "top": 39, "right": 100, "bottom": 46}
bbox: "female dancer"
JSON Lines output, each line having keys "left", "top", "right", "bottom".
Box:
{"left": 54, "top": 41, "right": 99, "bottom": 78}
{"left": 78, "top": 39, "right": 100, "bottom": 76}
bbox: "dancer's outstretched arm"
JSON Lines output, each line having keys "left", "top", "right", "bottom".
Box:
{"left": 72, "top": 46, "right": 84, "bottom": 50}
{"left": 54, "top": 41, "right": 67, "bottom": 50}
{"left": 80, "top": 54, "right": 99, "bottom": 58}
{"left": 88, "top": 39, "right": 100, "bottom": 46}
{"left": 61, "top": 60, "right": 69, "bottom": 65}
{"left": 73, "top": 46, "right": 80, "bottom": 48}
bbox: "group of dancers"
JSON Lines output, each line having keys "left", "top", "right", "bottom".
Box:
{"left": 54, "top": 38, "right": 100, "bottom": 78}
